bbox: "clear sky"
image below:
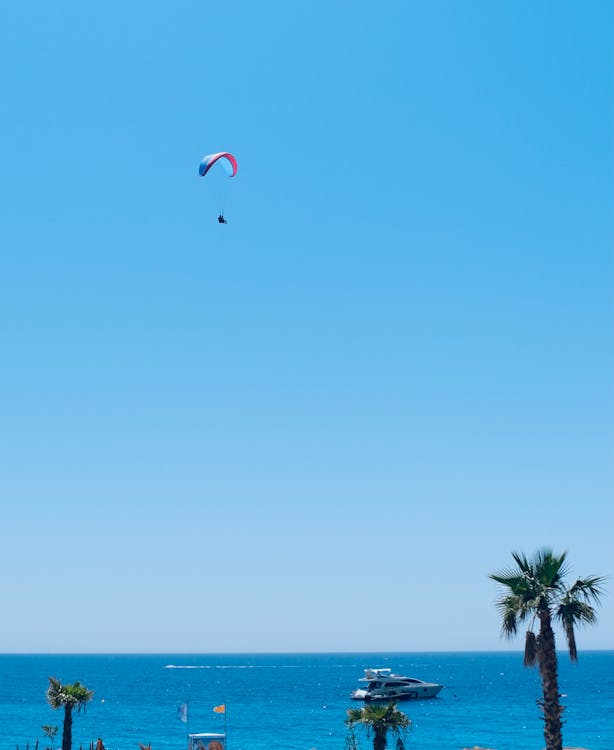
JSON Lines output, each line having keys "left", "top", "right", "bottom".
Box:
{"left": 1, "top": 1, "right": 612, "bottom": 653}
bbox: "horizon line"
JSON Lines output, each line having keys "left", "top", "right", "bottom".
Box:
{"left": 2, "top": 648, "right": 613, "bottom": 656}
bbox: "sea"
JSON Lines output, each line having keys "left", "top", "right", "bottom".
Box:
{"left": 1, "top": 652, "right": 612, "bottom": 750}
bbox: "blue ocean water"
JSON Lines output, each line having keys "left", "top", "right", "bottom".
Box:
{"left": 1, "top": 652, "right": 612, "bottom": 750}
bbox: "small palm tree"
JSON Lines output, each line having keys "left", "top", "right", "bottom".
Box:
{"left": 42, "top": 725, "right": 59, "bottom": 750}
{"left": 46, "top": 677, "right": 94, "bottom": 750}
{"left": 490, "top": 548, "right": 604, "bottom": 750}
{"left": 346, "top": 702, "right": 411, "bottom": 750}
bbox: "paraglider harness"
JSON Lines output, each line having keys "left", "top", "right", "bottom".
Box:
{"left": 217, "top": 213, "right": 227, "bottom": 224}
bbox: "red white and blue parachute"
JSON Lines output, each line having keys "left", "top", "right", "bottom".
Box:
{"left": 198, "top": 152, "right": 238, "bottom": 178}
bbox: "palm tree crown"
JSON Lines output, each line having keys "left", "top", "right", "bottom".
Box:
{"left": 46, "top": 677, "right": 94, "bottom": 750}
{"left": 346, "top": 702, "right": 411, "bottom": 750}
{"left": 490, "top": 548, "right": 603, "bottom": 663}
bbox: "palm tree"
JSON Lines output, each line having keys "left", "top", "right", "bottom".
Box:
{"left": 41, "top": 725, "right": 59, "bottom": 750}
{"left": 490, "top": 548, "right": 604, "bottom": 750}
{"left": 346, "top": 702, "right": 411, "bottom": 750}
{"left": 46, "top": 677, "right": 94, "bottom": 750}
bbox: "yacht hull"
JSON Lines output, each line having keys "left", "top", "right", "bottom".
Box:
{"left": 352, "top": 684, "right": 442, "bottom": 701}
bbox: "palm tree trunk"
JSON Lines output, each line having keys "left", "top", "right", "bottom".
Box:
{"left": 62, "top": 705, "right": 73, "bottom": 750}
{"left": 373, "top": 728, "right": 387, "bottom": 750}
{"left": 537, "top": 613, "right": 564, "bottom": 750}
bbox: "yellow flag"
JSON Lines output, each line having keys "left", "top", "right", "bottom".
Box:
{"left": 213, "top": 704, "right": 226, "bottom": 714}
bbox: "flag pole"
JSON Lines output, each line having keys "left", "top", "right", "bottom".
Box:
{"left": 185, "top": 700, "right": 189, "bottom": 750}
{"left": 213, "top": 703, "right": 227, "bottom": 748}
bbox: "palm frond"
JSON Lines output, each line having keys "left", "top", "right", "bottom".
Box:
{"left": 524, "top": 630, "right": 537, "bottom": 666}
{"left": 346, "top": 709, "right": 365, "bottom": 727}
{"left": 567, "top": 576, "right": 606, "bottom": 604}
{"left": 501, "top": 607, "right": 518, "bottom": 638}
{"left": 46, "top": 677, "right": 65, "bottom": 710}
{"left": 491, "top": 563, "right": 544, "bottom": 604}
{"left": 534, "top": 548, "right": 569, "bottom": 588}
{"left": 557, "top": 595, "right": 598, "bottom": 663}
{"left": 511, "top": 550, "right": 532, "bottom": 573}
{"left": 555, "top": 574, "right": 603, "bottom": 664}
{"left": 558, "top": 598, "right": 598, "bottom": 624}
{"left": 489, "top": 571, "right": 530, "bottom": 591}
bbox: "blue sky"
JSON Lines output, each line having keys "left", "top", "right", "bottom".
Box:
{"left": 1, "top": 1, "right": 612, "bottom": 652}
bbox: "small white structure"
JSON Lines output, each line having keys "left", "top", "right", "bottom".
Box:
{"left": 188, "top": 733, "right": 226, "bottom": 750}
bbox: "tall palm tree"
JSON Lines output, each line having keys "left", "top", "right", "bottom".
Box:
{"left": 46, "top": 677, "right": 94, "bottom": 750}
{"left": 346, "top": 702, "right": 411, "bottom": 750}
{"left": 490, "top": 548, "right": 604, "bottom": 750}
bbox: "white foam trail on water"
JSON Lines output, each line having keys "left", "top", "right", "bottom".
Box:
{"left": 164, "top": 663, "right": 302, "bottom": 669}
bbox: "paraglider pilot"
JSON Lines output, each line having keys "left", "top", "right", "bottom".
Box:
{"left": 217, "top": 213, "right": 227, "bottom": 224}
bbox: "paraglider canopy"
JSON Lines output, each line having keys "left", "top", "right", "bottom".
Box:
{"left": 198, "top": 152, "right": 238, "bottom": 178}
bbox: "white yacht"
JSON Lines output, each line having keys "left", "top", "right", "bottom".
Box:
{"left": 351, "top": 668, "right": 443, "bottom": 701}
